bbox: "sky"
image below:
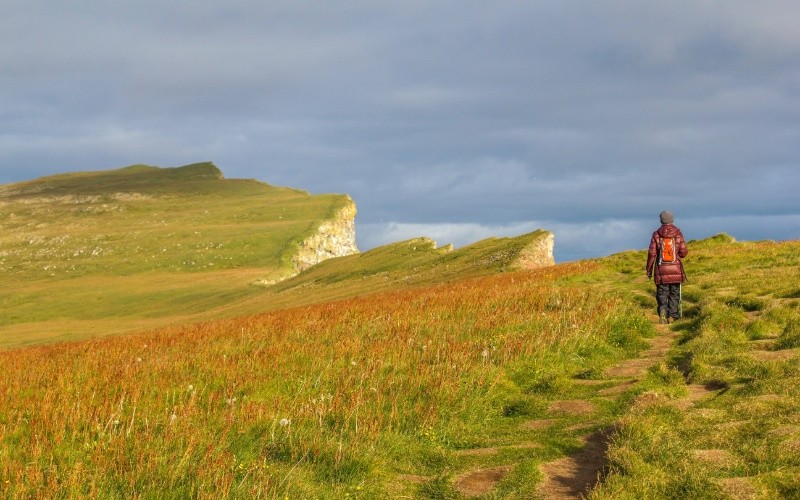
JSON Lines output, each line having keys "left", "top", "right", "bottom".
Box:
{"left": 2, "top": 1, "right": 799, "bottom": 262}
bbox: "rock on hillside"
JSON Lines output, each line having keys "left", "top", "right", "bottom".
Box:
{"left": 511, "top": 231, "right": 555, "bottom": 269}
{"left": 291, "top": 198, "right": 359, "bottom": 272}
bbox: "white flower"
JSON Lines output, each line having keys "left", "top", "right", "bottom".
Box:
{"left": 170, "top": 414, "right": 177, "bottom": 423}
{"left": 279, "top": 418, "right": 290, "bottom": 427}
{"left": 187, "top": 384, "right": 194, "bottom": 392}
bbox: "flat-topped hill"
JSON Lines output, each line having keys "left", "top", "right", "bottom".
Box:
{"left": 0, "top": 162, "right": 558, "bottom": 347}
{"left": 0, "top": 162, "right": 358, "bottom": 345}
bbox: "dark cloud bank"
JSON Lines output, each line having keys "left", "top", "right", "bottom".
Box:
{"left": 1, "top": 1, "right": 798, "bottom": 261}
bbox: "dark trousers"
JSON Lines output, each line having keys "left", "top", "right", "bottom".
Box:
{"left": 656, "top": 283, "right": 681, "bottom": 319}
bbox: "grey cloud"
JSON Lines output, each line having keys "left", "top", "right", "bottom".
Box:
{"left": 1, "top": 1, "right": 799, "bottom": 260}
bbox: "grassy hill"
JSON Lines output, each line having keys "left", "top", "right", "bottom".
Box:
{"left": 0, "top": 162, "right": 356, "bottom": 346}
{"left": 1, "top": 230, "right": 798, "bottom": 497}
{"left": 2, "top": 165, "right": 798, "bottom": 497}
{"left": 0, "top": 163, "right": 555, "bottom": 348}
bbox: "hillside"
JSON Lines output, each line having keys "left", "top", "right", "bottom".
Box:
{"left": 1, "top": 235, "right": 797, "bottom": 497}
{"left": 252, "top": 230, "right": 554, "bottom": 310}
{"left": 0, "top": 162, "right": 358, "bottom": 346}
{"left": 0, "top": 163, "right": 557, "bottom": 347}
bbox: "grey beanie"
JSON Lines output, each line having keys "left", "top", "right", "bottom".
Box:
{"left": 660, "top": 211, "right": 674, "bottom": 224}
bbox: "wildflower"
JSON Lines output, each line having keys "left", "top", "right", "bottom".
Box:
{"left": 350, "top": 360, "right": 357, "bottom": 366}
{"left": 136, "top": 357, "right": 142, "bottom": 362}
{"left": 482, "top": 349, "right": 489, "bottom": 358}
{"left": 187, "top": 384, "right": 194, "bottom": 392}
{"left": 279, "top": 418, "right": 290, "bottom": 427}
{"left": 170, "top": 414, "right": 177, "bottom": 423}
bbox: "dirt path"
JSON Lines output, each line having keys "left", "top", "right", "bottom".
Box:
{"left": 533, "top": 322, "right": 679, "bottom": 499}
{"left": 444, "top": 321, "right": 683, "bottom": 498}
{"left": 422, "top": 318, "right": 716, "bottom": 498}
{"left": 534, "top": 318, "right": 725, "bottom": 499}
{"left": 536, "top": 427, "right": 615, "bottom": 498}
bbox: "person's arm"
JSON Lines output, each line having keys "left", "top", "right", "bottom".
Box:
{"left": 646, "top": 234, "right": 657, "bottom": 277}
{"left": 678, "top": 231, "right": 688, "bottom": 258}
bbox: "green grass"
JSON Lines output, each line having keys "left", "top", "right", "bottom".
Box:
{"left": 0, "top": 163, "right": 355, "bottom": 346}
{"left": 590, "top": 237, "right": 800, "bottom": 499}
{"left": 2, "top": 163, "right": 800, "bottom": 497}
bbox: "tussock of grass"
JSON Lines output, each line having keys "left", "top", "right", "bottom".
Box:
{"left": 774, "top": 318, "right": 800, "bottom": 350}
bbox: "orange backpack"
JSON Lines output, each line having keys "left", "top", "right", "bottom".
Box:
{"left": 658, "top": 236, "right": 676, "bottom": 264}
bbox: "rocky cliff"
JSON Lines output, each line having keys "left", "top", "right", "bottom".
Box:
{"left": 291, "top": 197, "right": 359, "bottom": 272}
{"left": 510, "top": 231, "right": 555, "bottom": 269}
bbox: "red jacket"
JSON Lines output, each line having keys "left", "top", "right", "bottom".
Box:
{"left": 646, "top": 224, "right": 688, "bottom": 284}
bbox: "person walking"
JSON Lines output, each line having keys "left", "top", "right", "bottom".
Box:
{"left": 646, "top": 211, "right": 688, "bottom": 324}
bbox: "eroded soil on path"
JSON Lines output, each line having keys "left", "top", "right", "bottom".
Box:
{"left": 534, "top": 322, "right": 682, "bottom": 499}
{"left": 535, "top": 318, "right": 731, "bottom": 499}
{"left": 412, "top": 318, "right": 720, "bottom": 498}
{"left": 537, "top": 427, "right": 615, "bottom": 499}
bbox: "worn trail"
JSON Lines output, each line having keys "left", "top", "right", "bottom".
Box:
{"left": 440, "top": 319, "right": 681, "bottom": 498}
{"left": 408, "top": 316, "right": 714, "bottom": 498}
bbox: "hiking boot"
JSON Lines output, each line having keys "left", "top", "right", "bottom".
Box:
{"left": 658, "top": 309, "right": 667, "bottom": 324}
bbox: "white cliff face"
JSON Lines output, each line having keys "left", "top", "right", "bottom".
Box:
{"left": 512, "top": 231, "right": 555, "bottom": 269}
{"left": 291, "top": 200, "right": 359, "bottom": 272}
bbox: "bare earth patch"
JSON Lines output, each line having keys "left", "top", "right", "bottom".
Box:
{"left": 548, "top": 400, "right": 595, "bottom": 415}
{"left": 453, "top": 465, "right": 513, "bottom": 498}
{"left": 537, "top": 428, "right": 614, "bottom": 499}
{"left": 692, "top": 449, "right": 739, "bottom": 468}
{"left": 750, "top": 348, "right": 799, "bottom": 361}
{"left": 597, "top": 379, "right": 637, "bottom": 396}
{"left": 389, "top": 473, "right": 431, "bottom": 496}
{"left": 769, "top": 424, "right": 800, "bottom": 437}
{"left": 603, "top": 357, "right": 655, "bottom": 378}
{"left": 604, "top": 328, "right": 677, "bottom": 378}
{"left": 717, "top": 477, "right": 760, "bottom": 499}
{"left": 672, "top": 383, "right": 717, "bottom": 409}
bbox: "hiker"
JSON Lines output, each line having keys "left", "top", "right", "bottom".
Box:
{"left": 646, "top": 211, "right": 688, "bottom": 324}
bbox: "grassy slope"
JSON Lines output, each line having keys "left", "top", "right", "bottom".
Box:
{"left": 590, "top": 236, "right": 800, "bottom": 499}
{"left": 1, "top": 258, "right": 639, "bottom": 498}
{"left": 0, "top": 162, "right": 351, "bottom": 346}
{"left": 251, "top": 230, "right": 554, "bottom": 311}
{"left": 1, "top": 165, "right": 798, "bottom": 496}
